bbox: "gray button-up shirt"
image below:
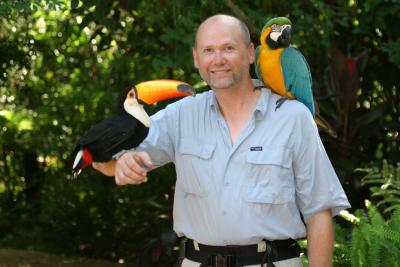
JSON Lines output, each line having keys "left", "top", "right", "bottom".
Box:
{"left": 138, "top": 84, "right": 350, "bottom": 246}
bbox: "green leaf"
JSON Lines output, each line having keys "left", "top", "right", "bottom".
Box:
{"left": 71, "top": 0, "right": 79, "bottom": 9}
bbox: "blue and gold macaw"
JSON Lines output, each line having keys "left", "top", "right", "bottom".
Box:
{"left": 255, "top": 17, "right": 315, "bottom": 115}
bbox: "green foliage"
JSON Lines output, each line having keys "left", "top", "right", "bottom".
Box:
{"left": 333, "top": 222, "right": 352, "bottom": 267}
{"left": 334, "top": 202, "right": 400, "bottom": 267}
{"left": 358, "top": 160, "right": 400, "bottom": 214}
{"left": 334, "top": 159, "right": 400, "bottom": 266}
{"left": 0, "top": 0, "right": 399, "bottom": 266}
{"left": 353, "top": 202, "right": 400, "bottom": 267}
{"left": 0, "top": 0, "right": 67, "bottom": 18}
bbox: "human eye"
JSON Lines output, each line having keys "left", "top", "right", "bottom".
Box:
{"left": 203, "top": 47, "right": 213, "bottom": 54}
{"left": 224, "top": 46, "right": 235, "bottom": 52}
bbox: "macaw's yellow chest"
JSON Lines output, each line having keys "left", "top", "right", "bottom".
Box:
{"left": 258, "top": 48, "right": 294, "bottom": 98}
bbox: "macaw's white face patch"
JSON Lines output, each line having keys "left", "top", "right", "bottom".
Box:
{"left": 269, "top": 24, "right": 291, "bottom": 42}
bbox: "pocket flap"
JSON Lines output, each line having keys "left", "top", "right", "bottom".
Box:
{"left": 179, "top": 138, "right": 216, "bottom": 159}
{"left": 246, "top": 147, "right": 292, "bottom": 168}
{"left": 244, "top": 185, "right": 293, "bottom": 204}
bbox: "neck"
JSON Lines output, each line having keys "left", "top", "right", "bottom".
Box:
{"left": 214, "top": 80, "right": 259, "bottom": 117}
{"left": 213, "top": 80, "right": 261, "bottom": 144}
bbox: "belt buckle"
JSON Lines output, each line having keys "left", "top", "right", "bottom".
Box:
{"left": 212, "top": 254, "right": 235, "bottom": 267}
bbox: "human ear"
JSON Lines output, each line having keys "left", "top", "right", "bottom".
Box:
{"left": 192, "top": 47, "right": 199, "bottom": 68}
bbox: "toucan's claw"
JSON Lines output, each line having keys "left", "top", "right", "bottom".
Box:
{"left": 72, "top": 169, "right": 81, "bottom": 178}
{"left": 275, "top": 97, "right": 289, "bottom": 111}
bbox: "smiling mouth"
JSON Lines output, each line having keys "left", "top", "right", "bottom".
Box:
{"left": 210, "top": 69, "right": 230, "bottom": 75}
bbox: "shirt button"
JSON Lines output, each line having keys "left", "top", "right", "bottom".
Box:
{"left": 225, "top": 182, "right": 229, "bottom": 186}
{"left": 222, "top": 211, "right": 227, "bottom": 216}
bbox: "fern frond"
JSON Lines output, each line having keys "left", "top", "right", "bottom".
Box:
{"left": 351, "top": 227, "right": 363, "bottom": 267}
{"left": 367, "top": 204, "right": 386, "bottom": 226}
{"left": 371, "top": 189, "right": 400, "bottom": 197}
{"left": 390, "top": 183, "right": 400, "bottom": 190}
{"left": 338, "top": 210, "right": 360, "bottom": 224}
{"left": 383, "top": 205, "right": 400, "bottom": 214}
{"left": 380, "top": 239, "right": 400, "bottom": 260}
{"left": 361, "top": 177, "right": 386, "bottom": 185}
{"left": 350, "top": 161, "right": 400, "bottom": 266}
{"left": 368, "top": 239, "right": 381, "bottom": 267}
{"left": 376, "top": 198, "right": 400, "bottom": 206}
{"left": 371, "top": 227, "right": 400, "bottom": 245}
{"left": 354, "top": 167, "right": 375, "bottom": 173}
{"left": 389, "top": 210, "right": 400, "bottom": 229}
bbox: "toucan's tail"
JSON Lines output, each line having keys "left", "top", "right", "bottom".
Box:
{"left": 72, "top": 147, "right": 93, "bottom": 177}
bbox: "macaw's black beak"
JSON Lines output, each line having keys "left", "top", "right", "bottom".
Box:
{"left": 278, "top": 25, "right": 292, "bottom": 47}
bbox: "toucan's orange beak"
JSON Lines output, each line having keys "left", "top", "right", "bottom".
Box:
{"left": 135, "top": 79, "right": 195, "bottom": 105}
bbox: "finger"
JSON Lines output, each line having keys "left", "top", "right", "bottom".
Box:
{"left": 115, "top": 168, "right": 147, "bottom": 185}
{"left": 116, "top": 153, "right": 148, "bottom": 184}
{"left": 133, "top": 152, "right": 153, "bottom": 170}
{"left": 122, "top": 154, "right": 148, "bottom": 177}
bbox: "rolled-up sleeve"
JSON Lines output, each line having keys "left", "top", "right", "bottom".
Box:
{"left": 137, "top": 105, "right": 177, "bottom": 168}
{"left": 293, "top": 114, "right": 351, "bottom": 223}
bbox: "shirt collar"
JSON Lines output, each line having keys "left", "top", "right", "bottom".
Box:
{"left": 253, "top": 79, "right": 269, "bottom": 120}
{"left": 208, "top": 90, "right": 218, "bottom": 110}
{"left": 207, "top": 79, "right": 270, "bottom": 120}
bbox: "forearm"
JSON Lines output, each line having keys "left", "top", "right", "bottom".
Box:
{"left": 92, "top": 160, "right": 116, "bottom": 176}
{"left": 306, "top": 209, "right": 333, "bottom": 267}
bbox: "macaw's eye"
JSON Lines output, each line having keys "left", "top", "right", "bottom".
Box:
{"left": 271, "top": 24, "right": 281, "bottom": 32}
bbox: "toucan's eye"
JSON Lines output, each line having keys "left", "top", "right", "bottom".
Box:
{"left": 129, "top": 91, "right": 135, "bottom": 98}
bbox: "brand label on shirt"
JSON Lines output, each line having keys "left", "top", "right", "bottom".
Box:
{"left": 250, "top": 146, "right": 263, "bottom": 151}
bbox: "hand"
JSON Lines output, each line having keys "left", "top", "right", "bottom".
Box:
{"left": 92, "top": 160, "right": 116, "bottom": 176}
{"left": 114, "top": 151, "right": 153, "bottom": 186}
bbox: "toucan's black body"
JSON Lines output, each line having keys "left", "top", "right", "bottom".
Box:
{"left": 73, "top": 111, "right": 148, "bottom": 163}
{"left": 71, "top": 79, "right": 195, "bottom": 176}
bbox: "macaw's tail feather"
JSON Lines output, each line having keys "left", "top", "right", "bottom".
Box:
{"left": 315, "top": 115, "right": 337, "bottom": 138}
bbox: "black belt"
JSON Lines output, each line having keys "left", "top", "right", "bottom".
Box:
{"left": 182, "top": 238, "right": 301, "bottom": 267}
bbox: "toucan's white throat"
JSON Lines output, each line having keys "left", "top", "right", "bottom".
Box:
{"left": 124, "top": 99, "right": 151, "bottom": 128}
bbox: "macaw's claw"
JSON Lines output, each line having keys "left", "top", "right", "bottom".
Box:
{"left": 275, "top": 96, "right": 290, "bottom": 111}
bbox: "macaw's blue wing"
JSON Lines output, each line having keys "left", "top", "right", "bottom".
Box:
{"left": 281, "top": 47, "right": 315, "bottom": 115}
{"left": 254, "top": 46, "right": 263, "bottom": 81}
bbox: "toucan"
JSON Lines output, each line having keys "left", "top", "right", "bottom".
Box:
{"left": 72, "top": 79, "right": 195, "bottom": 177}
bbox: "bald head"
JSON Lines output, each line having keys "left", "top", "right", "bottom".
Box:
{"left": 194, "top": 14, "right": 251, "bottom": 48}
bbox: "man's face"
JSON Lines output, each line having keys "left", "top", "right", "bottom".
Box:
{"left": 193, "top": 19, "right": 254, "bottom": 91}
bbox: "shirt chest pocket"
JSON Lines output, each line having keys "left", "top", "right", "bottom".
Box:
{"left": 244, "top": 147, "right": 294, "bottom": 204}
{"left": 176, "top": 138, "right": 216, "bottom": 197}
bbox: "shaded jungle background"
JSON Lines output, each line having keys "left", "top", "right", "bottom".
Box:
{"left": 0, "top": 0, "right": 399, "bottom": 266}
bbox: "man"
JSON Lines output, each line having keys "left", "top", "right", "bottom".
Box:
{"left": 93, "top": 14, "right": 350, "bottom": 267}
